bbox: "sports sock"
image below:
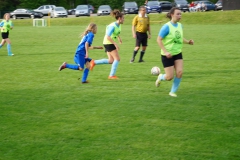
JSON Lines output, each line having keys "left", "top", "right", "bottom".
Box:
{"left": 7, "top": 44, "right": 12, "bottom": 55}
{"left": 139, "top": 51, "right": 145, "bottom": 61}
{"left": 170, "top": 77, "right": 182, "bottom": 93}
{"left": 160, "top": 74, "right": 166, "bottom": 81}
{"left": 66, "top": 64, "right": 80, "bottom": 70}
{"left": 82, "top": 68, "right": 89, "bottom": 82}
{"left": 0, "top": 44, "right": 2, "bottom": 48}
{"left": 132, "top": 50, "right": 138, "bottom": 59}
{"left": 109, "top": 60, "right": 119, "bottom": 76}
{"left": 94, "top": 59, "right": 109, "bottom": 65}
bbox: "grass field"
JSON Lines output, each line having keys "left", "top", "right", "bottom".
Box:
{"left": 1, "top": 11, "right": 240, "bottom": 159}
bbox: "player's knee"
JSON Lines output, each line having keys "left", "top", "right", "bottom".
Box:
{"left": 176, "top": 70, "right": 183, "bottom": 78}
{"left": 165, "top": 75, "right": 174, "bottom": 81}
{"left": 79, "top": 67, "right": 83, "bottom": 71}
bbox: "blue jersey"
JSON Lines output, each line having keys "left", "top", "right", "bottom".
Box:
{"left": 158, "top": 22, "right": 183, "bottom": 38}
{"left": 76, "top": 31, "right": 94, "bottom": 56}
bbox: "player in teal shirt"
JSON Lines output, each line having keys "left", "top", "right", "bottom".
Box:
{"left": 58, "top": 23, "right": 103, "bottom": 83}
{"left": 155, "top": 7, "right": 194, "bottom": 97}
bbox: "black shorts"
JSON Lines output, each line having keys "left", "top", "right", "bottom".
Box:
{"left": 161, "top": 53, "right": 183, "bottom": 68}
{"left": 136, "top": 32, "right": 148, "bottom": 47}
{"left": 2, "top": 32, "right": 9, "bottom": 39}
{"left": 104, "top": 44, "right": 116, "bottom": 52}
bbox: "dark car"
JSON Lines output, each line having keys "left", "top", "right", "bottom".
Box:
{"left": 122, "top": 2, "right": 138, "bottom": 14}
{"left": 145, "top": 1, "right": 162, "bottom": 13}
{"left": 159, "top": 1, "right": 173, "bottom": 11}
{"left": 173, "top": 0, "right": 189, "bottom": 12}
{"left": 202, "top": 1, "right": 216, "bottom": 11}
{"left": 10, "top": 9, "right": 44, "bottom": 19}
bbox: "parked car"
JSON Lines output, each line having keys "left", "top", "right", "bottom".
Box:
{"left": 159, "top": 1, "right": 173, "bottom": 11}
{"left": 88, "top": 5, "right": 95, "bottom": 14}
{"left": 122, "top": 2, "right": 138, "bottom": 14}
{"left": 201, "top": 1, "right": 216, "bottom": 11}
{"left": 215, "top": 0, "right": 222, "bottom": 10}
{"left": 34, "top": 5, "right": 56, "bottom": 16}
{"left": 145, "top": 0, "right": 162, "bottom": 13}
{"left": 75, "top": 5, "right": 90, "bottom": 17}
{"left": 10, "top": 9, "right": 44, "bottom": 19}
{"left": 68, "top": 8, "right": 76, "bottom": 15}
{"left": 173, "top": 0, "right": 189, "bottom": 12}
{"left": 68, "top": 4, "right": 94, "bottom": 15}
{"left": 97, "top": 5, "right": 112, "bottom": 16}
{"left": 50, "top": 7, "right": 68, "bottom": 18}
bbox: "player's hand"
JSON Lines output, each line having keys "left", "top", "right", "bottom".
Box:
{"left": 114, "top": 43, "right": 119, "bottom": 51}
{"left": 189, "top": 39, "right": 194, "bottom": 45}
{"left": 165, "top": 52, "right": 172, "bottom": 59}
{"left": 132, "top": 34, "right": 136, "bottom": 38}
{"left": 85, "top": 54, "right": 89, "bottom": 58}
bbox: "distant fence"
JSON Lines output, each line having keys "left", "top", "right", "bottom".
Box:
{"left": 223, "top": 0, "right": 240, "bottom": 10}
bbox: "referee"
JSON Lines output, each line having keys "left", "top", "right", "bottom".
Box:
{"left": 130, "top": 6, "right": 151, "bottom": 63}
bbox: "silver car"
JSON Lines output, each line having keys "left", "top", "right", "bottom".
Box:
{"left": 75, "top": 5, "right": 90, "bottom": 17}
{"left": 97, "top": 5, "right": 112, "bottom": 16}
{"left": 50, "top": 7, "right": 68, "bottom": 18}
{"left": 34, "top": 5, "right": 56, "bottom": 16}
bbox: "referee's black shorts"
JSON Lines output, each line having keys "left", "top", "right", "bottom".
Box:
{"left": 2, "top": 31, "right": 9, "bottom": 39}
{"left": 135, "top": 32, "right": 148, "bottom": 47}
{"left": 161, "top": 53, "right": 183, "bottom": 68}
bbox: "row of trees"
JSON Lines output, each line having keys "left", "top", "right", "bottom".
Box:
{"left": 0, "top": 0, "right": 218, "bottom": 13}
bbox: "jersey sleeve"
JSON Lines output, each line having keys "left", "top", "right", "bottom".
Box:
{"left": 0, "top": 21, "right": 4, "bottom": 27}
{"left": 132, "top": 16, "right": 138, "bottom": 26}
{"left": 158, "top": 24, "right": 169, "bottom": 38}
{"left": 106, "top": 25, "right": 115, "bottom": 36}
{"left": 86, "top": 33, "right": 94, "bottom": 46}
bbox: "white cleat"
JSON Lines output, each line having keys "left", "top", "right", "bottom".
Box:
{"left": 155, "top": 74, "right": 162, "bottom": 87}
{"left": 169, "top": 92, "right": 177, "bottom": 97}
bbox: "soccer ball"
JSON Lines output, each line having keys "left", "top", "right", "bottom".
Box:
{"left": 151, "top": 66, "right": 161, "bottom": 76}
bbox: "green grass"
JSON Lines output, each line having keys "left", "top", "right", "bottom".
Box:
{"left": 0, "top": 11, "right": 240, "bottom": 159}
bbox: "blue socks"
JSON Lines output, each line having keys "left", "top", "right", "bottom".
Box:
{"left": 159, "top": 74, "right": 166, "bottom": 81}
{"left": 0, "top": 44, "right": 2, "bottom": 49}
{"left": 170, "top": 77, "right": 182, "bottom": 93}
{"left": 65, "top": 64, "right": 79, "bottom": 70}
{"left": 110, "top": 60, "right": 119, "bottom": 76}
{"left": 82, "top": 68, "right": 89, "bottom": 82}
{"left": 7, "top": 44, "right": 12, "bottom": 55}
{"left": 95, "top": 59, "right": 109, "bottom": 65}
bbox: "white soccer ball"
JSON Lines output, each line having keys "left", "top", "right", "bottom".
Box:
{"left": 151, "top": 66, "right": 161, "bottom": 76}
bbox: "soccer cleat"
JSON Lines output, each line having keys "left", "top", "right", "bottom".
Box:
{"left": 59, "top": 62, "right": 67, "bottom": 71}
{"left": 90, "top": 60, "right": 95, "bottom": 71}
{"left": 155, "top": 74, "right": 162, "bottom": 87}
{"left": 108, "top": 75, "right": 119, "bottom": 79}
{"left": 138, "top": 59, "right": 145, "bottom": 63}
{"left": 81, "top": 81, "right": 89, "bottom": 84}
{"left": 8, "top": 54, "right": 14, "bottom": 56}
{"left": 130, "top": 58, "right": 134, "bottom": 63}
{"left": 169, "top": 92, "right": 177, "bottom": 97}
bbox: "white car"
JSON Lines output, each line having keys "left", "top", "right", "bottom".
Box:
{"left": 97, "top": 5, "right": 112, "bottom": 16}
{"left": 34, "top": 5, "right": 56, "bottom": 16}
{"left": 50, "top": 7, "right": 68, "bottom": 18}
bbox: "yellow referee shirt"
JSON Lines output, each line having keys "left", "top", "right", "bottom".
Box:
{"left": 132, "top": 14, "right": 149, "bottom": 33}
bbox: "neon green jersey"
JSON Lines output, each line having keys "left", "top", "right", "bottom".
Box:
{"left": 103, "top": 22, "right": 121, "bottom": 44}
{"left": 0, "top": 20, "right": 13, "bottom": 33}
{"left": 161, "top": 22, "right": 183, "bottom": 56}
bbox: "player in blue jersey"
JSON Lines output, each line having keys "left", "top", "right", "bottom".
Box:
{"left": 89, "top": 9, "right": 124, "bottom": 79}
{"left": 0, "top": 13, "right": 14, "bottom": 56}
{"left": 58, "top": 23, "right": 103, "bottom": 83}
{"left": 155, "top": 7, "right": 194, "bottom": 97}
